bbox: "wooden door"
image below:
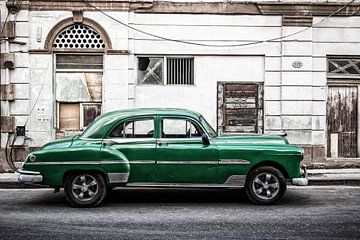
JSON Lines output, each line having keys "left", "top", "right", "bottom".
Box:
{"left": 217, "top": 82, "right": 263, "bottom": 134}
{"left": 327, "top": 86, "right": 358, "bottom": 158}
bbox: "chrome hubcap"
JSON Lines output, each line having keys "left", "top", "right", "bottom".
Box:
{"left": 72, "top": 174, "right": 98, "bottom": 201}
{"left": 252, "top": 172, "right": 280, "bottom": 200}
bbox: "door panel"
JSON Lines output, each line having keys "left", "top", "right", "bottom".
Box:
{"left": 156, "top": 139, "right": 219, "bottom": 183}
{"left": 156, "top": 117, "right": 218, "bottom": 183}
{"left": 327, "top": 86, "right": 358, "bottom": 158}
{"left": 217, "top": 82, "right": 263, "bottom": 134}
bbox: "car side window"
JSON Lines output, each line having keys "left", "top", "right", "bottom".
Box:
{"left": 162, "top": 118, "right": 203, "bottom": 138}
{"left": 109, "top": 119, "right": 154, "bottom": 138}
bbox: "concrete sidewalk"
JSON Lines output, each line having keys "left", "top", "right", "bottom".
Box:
{"left": 0, "top": 168, "right": 359, "bottom": 188}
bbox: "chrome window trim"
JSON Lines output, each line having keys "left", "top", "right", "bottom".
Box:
{"left": 104, "top": 138, "right": 156, "bottom": 145}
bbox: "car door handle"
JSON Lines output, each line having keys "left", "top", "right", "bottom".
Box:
{"left": 102, "top": 139, "right": 116, "bottom": 146}
{"left": 157, "top": 140, "right": 168, "bottom": 146}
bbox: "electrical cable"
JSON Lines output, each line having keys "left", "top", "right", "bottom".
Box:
{"left": 82, "top": 0, "right": 357, "bottom": 48}
{"left": 0, "top": 11, "right": 10, "bottom": 37}
{"left": 24, "top": 56, "right": 52, "bottom": 127}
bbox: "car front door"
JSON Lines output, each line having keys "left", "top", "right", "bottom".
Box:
{"left": 105, "top": 117, "right": 157, "bottom": 183}
{"left": 156, "top": 116, "right": 218, "bottom": 184}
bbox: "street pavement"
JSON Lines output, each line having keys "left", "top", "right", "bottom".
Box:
{"left": 0, "top": 186, "right": 359, "bottom": 239}
{"left": 2, "top": 168, "right": 360, "bottom": 188}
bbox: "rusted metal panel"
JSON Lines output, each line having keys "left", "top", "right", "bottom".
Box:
{"left": 0, "top": 53, "right": 15, "bottom": 69}
{"left": 56, "top": 55, "right": 103, "bottom": 69}
{"left": 327, "top": 86, "right": 358, "bottom": 158}
{"left": 0, "top": 84, "right": 14, "bottom": 101}
{"left": 59, "top": 103, "right": 80, "bottom": 130}
{"left": 1, "top": 21, "right": 15, "bottom": 39}
{"left": 0, "top": 116, "right": 15, "bottom": 133}
{"left": 217, "top": 82, "right": 263, "bottom": 134}
{"left": 83, "top": 104, "right": 101, "bottom": 128}
{"left": 84, "top": 73, "right": 102, "bottom": 102}
{"left": 282, "top": 16, "right": 313, "bottom": 27}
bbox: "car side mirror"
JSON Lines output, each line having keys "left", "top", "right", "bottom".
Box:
{"left": 202, "top": 134, "right": 210, "bottom": 145}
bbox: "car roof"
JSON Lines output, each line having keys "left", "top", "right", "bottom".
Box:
{"left": 81, "top": 108, "right": 202, "bottom": 139}
{"left": 100, "top": 108, "right": 202, "bottom": 119}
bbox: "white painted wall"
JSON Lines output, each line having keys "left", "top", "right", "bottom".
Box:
{"left": 134, "top": 56, "right": 264, "bottom": 128}
{"left": 3, "top": 7, "right": 360, "bottom": 152}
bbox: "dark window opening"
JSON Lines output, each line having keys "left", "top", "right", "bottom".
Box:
{"left": 110, "top": 119, "right": 154, "bottom": 138}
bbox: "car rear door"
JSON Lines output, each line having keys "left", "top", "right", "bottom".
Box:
{"left": 104, "top": 117, "right": 157, "bottom": 183}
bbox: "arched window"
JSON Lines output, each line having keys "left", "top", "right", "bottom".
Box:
{"left": 49, "top": 21, "right": 110, "bottom": 137}
{"left": 52, "top": 24, "right": 106, "bottom": 49}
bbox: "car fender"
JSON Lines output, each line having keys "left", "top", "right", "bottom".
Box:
{"left": 99, "top": 145, "right": 131, "bottom": 185}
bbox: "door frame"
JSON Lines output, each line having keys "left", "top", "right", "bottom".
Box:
{"left": 326, "top": 80, "right": 360, "bottom": 158}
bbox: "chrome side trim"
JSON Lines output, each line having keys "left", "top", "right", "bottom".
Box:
{"left": 219, "top": 159, "right": 250, "bottom": 165}
{"left": 26, "top": 161, "right": 100, "bottom": 165}
{"left": 130, "top": 160, "right": 156, "bottom": 164}
{"left": 157, "top": 161, "right": 217, "bottom": 165}
{"left": 16, "top": 169, "right": 41, "bottom": 175}
{"left": 124, "top": 183, "right": 243, "bottom": 188}
{"left": 157, "top": 138, "right": 202, "bottom": 144}
{"left": 26, "top": 160, "right": 156, "bottom": 165}
{"left": 108, "top": 172, "right": 129, "bottom": 183}
{"left": 224, "top": 175, "right": 246, "bottom": 186}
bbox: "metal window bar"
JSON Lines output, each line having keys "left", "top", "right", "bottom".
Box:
{"left": 166, "top": 58, "right": 194, "bottom": 85}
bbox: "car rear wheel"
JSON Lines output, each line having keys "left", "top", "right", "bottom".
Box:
{"left": 64, "top": 173, "right": 107, "bottom": 207}
{"left": 245, "top": 166, "right": 286, "bottom": 205}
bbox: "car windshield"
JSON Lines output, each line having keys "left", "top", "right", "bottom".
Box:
{"left": 199, "top": 116, "right": 217, "bottom": 138}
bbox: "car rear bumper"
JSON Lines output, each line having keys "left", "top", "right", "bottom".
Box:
{"left": 17, "top": 169, "right": 43, "bottom": 184}
{"left": 291, "top": 166, "right": 308, "bottom": 186}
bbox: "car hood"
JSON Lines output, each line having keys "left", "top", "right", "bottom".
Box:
{"left": 212, "top": 134, "right": 289, "bottom": 145}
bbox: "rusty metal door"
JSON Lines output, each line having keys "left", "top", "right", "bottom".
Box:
{"left": 327, "top": 86, "right": 358, "bottom": 158}
{"left": 217, "top": 82, "right": 263, "bottom": 134}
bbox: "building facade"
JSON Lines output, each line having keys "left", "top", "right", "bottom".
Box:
{"left": 1, "top": 0, "right": 360, "bottom": 171}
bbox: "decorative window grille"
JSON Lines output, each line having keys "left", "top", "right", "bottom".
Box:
{"left": 53, "top": 24, "right": 105, "bottom": 49}
{"left": 328, "top": 58, "right": 360, "bottom": 76}
{"left": 137, "top": 56, "right": 194, "bottom": 85}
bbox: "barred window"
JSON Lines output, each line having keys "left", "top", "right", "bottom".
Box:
{"left": 137, "top": 56, "right": 194, "bottom": 85}
{"left": 167, "top": 58, "right": 194, "bottom": 85}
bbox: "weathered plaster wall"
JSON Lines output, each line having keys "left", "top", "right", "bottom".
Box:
{"left": 2, "top": 2, "right": 360, "bottom": 170}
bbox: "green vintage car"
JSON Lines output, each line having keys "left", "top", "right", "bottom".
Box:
{"left": 18, "top": 108, "right": 307, "bottom": 207}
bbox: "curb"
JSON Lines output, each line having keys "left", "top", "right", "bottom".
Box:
{"left": 1, "top": 170, "right": 360, "bottom": 188}
{"left": 0, "top": 179, "right": 360, "bottom": 189}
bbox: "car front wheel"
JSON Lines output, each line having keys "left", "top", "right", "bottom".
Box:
{"left": 245, "top": 166, "right": 286, "bottom": 205}
{"left": 64, "top": 173, "right": 107, "bottom": 207}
